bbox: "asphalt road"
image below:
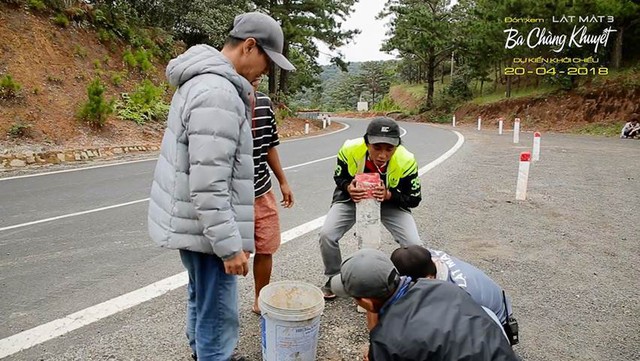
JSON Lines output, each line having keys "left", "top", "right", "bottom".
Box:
{"left": 0, "top": 118, "right": 460, "bottom": 359}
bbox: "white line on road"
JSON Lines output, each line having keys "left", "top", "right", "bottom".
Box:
{"left": 280, "top": 122, "right": 350, "bottom": 143}
{"left": 0, "top": 122, "right": 351, "bottom": 182}
{"left": 281, "top": 155, "right": 336, "bottom": 171}
{"left": 0, "top": 199, "right": 151, "bottom": 232}
{"left": 0, "top": 130, "right": 464, "bottom": 358}
{"left": 0, "top": 216, "right": 328, "bottom": 359}
{"left": 0, "top": 158, "right": 158, "bottom": 182}
{"left": 0, "top": 157, "right": 338, "bottom": 233}
{"left": 418, "top": 130, "right": 464, "bottom": 176}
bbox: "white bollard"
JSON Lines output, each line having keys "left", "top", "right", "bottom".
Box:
{"left": 477, "top": 116, "right": 482, "bottom": 131}
{"left": 327, "top": 115, "right": 331, "bottom": 126}
{"left": 354, "top": 173, "right": 382, "bottom": 250}
{"left": 532, "top": 132, "right": 541, "bottom": 161}
{"left": 452, "top": 114, "right": 456, "bottom": 127}
{"left": 354, "top": 173, "right": 380, "bottom": 314}
{"left": 304, "top": 120, "right": 309, "bottom": 134}
{"left": 498, "top": 118, "right": 504, "bottom": 135}
{"left": 515, "top": 152, "right": 531, "bottom": 201}
{"left": 513, "top": 117, "right": 521, "bottom": 144}
{"left": 322, "top": 116, "right": 327, "bottom": 129}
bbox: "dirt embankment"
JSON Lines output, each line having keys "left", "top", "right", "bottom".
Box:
{"left": 0, "top": 6, "right": 168, "bottom": 154}
{"left": 389, "top": 85, "right": 422, "bottom": 112}
{"left": 454, "top": 82, "right": 640, "bottom": 132}
{"left": 0, "top": 6, "right": 347, "bottom": 171}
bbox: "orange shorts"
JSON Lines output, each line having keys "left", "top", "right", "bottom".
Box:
{"left": 254, "top": 190, "right": 281, "bottom": 255}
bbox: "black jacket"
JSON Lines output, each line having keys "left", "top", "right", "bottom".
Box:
{"left": 369, "top": 279, "right": 518, "bottom": 361}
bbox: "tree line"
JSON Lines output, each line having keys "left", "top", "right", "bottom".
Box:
{"left": 35, "top": 0, "right": 638, "bottom": 112}
{"left": 84, "top": 0, "right": 359, "bottom": 102}
{"left": 380, "top": 0, "right": 640, "bottom": 109}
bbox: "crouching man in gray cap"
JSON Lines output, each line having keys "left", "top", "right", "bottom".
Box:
{"left": 331, "top": 249, "right": 519, "bottom": 361}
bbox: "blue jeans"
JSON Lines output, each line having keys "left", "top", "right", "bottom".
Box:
{"left": 180, "top": 250, "right": 239, "bottom": 360}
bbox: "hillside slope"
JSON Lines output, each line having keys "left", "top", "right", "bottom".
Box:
{"left": 390, "top": 72, "right": 640, "bottom": 135}
{"left": 0, "top": 5, "right": 167, "bottom": 153}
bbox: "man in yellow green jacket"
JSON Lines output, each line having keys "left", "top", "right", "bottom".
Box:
{"left": 321, "top": 117, "right": 423, "bottom": 299}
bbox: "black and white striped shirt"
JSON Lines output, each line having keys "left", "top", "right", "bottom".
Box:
{"left": 252, "top": 92, "right": 280, "bottom": 198}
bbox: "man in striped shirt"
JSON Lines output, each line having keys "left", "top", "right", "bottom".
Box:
{"left": 250, "top": 79, "right": 294, "bottom": 314}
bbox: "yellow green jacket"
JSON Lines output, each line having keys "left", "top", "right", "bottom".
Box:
{"left": 332, "top": 138, "right": 421, "bottom": 210}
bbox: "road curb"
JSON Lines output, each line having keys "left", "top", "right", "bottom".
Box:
{"left": 0, "top": 144, "right": 160, "bottom": 170}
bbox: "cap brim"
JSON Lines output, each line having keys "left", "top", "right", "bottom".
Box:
{"left": 264, "top": 48, "right": 296, "bottom": 71}
{"left": 368, "top": 136, "right": 400, "bottom": 146}
{"left": 330, "top": 274, "right": 351, "bottom": 298}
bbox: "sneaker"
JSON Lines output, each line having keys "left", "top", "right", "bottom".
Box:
{"left": 322, "top": 278, "right": 336, "bottom": 300}
{"left": 190, "top": 354, "right": 197, "bottom": 360}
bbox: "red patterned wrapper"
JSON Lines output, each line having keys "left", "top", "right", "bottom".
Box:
{"left": 355, "top": 173, "right": 381, "bottom": 199}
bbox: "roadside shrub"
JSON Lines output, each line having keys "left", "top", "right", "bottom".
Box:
{"left": 134, "top": 49, "right": 153, "bottom": 73}
{"left": 97, "top": 28, "right": 114, "bottom": 43}
{"left": 78, "top": 78, "right": 114, "bottom": 127}
{"left": 52, "top": 13, "right": 69, "bottom": 27}
{"left": 0, "top": 74, "right": 22, "bottom": 98}
{"left": 123, "top": 50, "right": 137, "bottom": 69}
{"left": 116, "top": 80, "right": 168, "bottom": 124}
{"left": 275, "top": 105, "right": 296, "bottom": 125}
{"left": 42, "top": 0, "right": 65, "bottom": 11}
{"left": 64, "top": 6, "right": 86, "bottom": 22}
{"left": 110, "top": 71, "right": 124, "bottom": 87}
{"left": 74, "top": 45, "right": 87, "bottom": 58}
{"left": 446, "top": 77, "right": 473, "bottom": 100}
{"left": 372, "top": 95, "right": 401, "bottom": 112}
{"left": 28, "top": 0, "right": 46, "bottom": 11}
{"left": 123, "top": 49, "right": 153, "bottom": 73}
{"left": 93, "top": 59, "right": 102, "bottom": 70}
{"left": 8, "top": 121, "right": 32, "bottom": 138}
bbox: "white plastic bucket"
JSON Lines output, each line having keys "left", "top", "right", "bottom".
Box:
{"left": 259, "top": 281, "right": 325, "bottom": 361}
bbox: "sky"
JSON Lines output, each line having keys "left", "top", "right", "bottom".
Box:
{"left": 317, "top": 0, "right": 397, "bottom": 65}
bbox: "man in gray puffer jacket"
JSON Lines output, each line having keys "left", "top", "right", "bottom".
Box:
{"left": 148, "top": 12, "right": 295, "bottom": 361}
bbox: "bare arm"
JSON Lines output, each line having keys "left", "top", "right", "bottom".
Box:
{"left": 267, "top": 147, "right": 294, "bottom": 208}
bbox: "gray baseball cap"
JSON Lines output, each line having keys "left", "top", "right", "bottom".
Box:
{"left": 366, "top": 117, "right": 401, "bottom": 146}
{"left": 229, "top": 12, "right": 295, "bottom": 71}
{"left": 331, "top": 249, "right": 400, "bottom": 299}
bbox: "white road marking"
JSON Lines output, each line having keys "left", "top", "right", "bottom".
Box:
{"left": 0, "top": 199, "right": 151, "bottom": 232}
{"left": 418, "top": 131, "right": 464, "bottom": 176}
{"left": 281, "top": 155, "right": 336, "bottom": 171}
{"left": 280, "top": 122, "right": 350, "bottom": 143}
{"left": 0, "top": 158, "right": 157, "bottom": 182}
{"left": 0, "top": 156, "right": 338, "bottom": 233}
{"left": 0, "top": 216, "right": 328, "bottom": 359}
{"left": 0, "top": 130, "right": 464, "bottom": 358}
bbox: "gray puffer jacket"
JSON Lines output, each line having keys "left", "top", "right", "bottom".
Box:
{"left": 148, "top": 45, "right": 255, "bottom": 260}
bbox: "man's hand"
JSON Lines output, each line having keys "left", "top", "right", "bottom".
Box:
{"left": 347, "top": 179, "right": 367, "bottom": 203}
{"left": 363, "top": 345, "right": 370, "bottom": 361}
{"left": 223, "top": 251, "right": 249, "bottom": 276}
{"left": 280, "top": 183, "right": 294, "bottom": 208}
{"left": 372, "top": 182, "right": 390, "bottom": 202}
